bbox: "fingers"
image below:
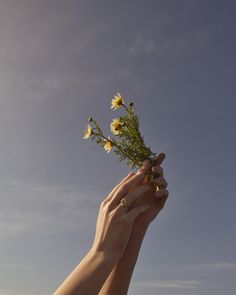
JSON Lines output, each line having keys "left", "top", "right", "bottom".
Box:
{"left": 154, "top": 188, "right": 169, "bottom": 199}
{"left": 152, "top": 153, "right": 166, "bottom": 166}
{"left": 151, "top": 153, "right": 165, "bottom": 177}
{"left": 151, "top": 177, "right": 168, "bottom": 189}
{"left": 120, "top": 171, "right": 136, "bottom": 183}
{"left": 109, "top": 170, "right": 147, "bottom": 209}
{"left": 138, "top": 159, "right": 151, "bottom": 174}
{"left": 104, "top": 171, "right": 135, "bottom": 203}
{"left": 154, "top": 188, "right": 169, "bottom": 209}
{"left": 105, "top": 159, "right": 151, "bottom": 205}
{"left": 122, "top": 184, "right": 153, "bottom": 209}
{"left": 104, "top": 154, "right": 168, "bottom": 214}
{"left": 152, "top": 166, "right": 164, "bottom": 178}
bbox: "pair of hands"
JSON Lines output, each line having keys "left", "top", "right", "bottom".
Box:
{"left": 91, "top": 153, "right": 169, "bottom": 264}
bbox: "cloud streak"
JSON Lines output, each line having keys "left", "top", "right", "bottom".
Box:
{"left": 0, "top": 263, "right": 35, "bottom": 270}
{"left": 183, "top": 262, "right": 236, "bottom": 272}
{"left": 0, "top": 178, "right": 99, "bottom": 240}
{"left": 119, "top": 33, "right": 206, "bottom": 58}
{"left": 132, "top": 279, "right": 202, "bottom": 289}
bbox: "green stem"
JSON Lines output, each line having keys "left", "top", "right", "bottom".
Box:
{"left": 120, "top": 139, "right": 139, "bottom": 166}
{"left": 93, "top": 132, "right": 137, "bottom": 166}
{"left": 122, "top": 104, "right": 130, "bottom": 113}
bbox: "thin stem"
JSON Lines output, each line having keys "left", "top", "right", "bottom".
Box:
{"left": 92, "top": 132, "right": 137, "bottom": 166}
{"left": 89, "top": 112, "right": 156, "bottom": 172}
{"left": 120, "top": 139, "right": 139, "bottom": 166}
{"left": 122, "top": 104, "right": 130, "bottom": 113}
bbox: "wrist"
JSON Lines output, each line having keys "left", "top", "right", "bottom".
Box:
{"left": 133, "top": 220, "right": 149, "bottom": 234}
{"left": 88, "top": 248, "right": 117, "bottom": 269}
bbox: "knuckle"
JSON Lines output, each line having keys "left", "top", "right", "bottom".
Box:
{"left": 163, "top": 188, "right": 169, "bottom": 195}
{"left": 160, "top": 189, "right": 168, "bottom": 197}
{"left": 106, "top": 202, "right": 114, "bottom": 212}
{"left": 118, "top": 183, "right": 126, "bottom": 191}
{"left": 154, "top": 166, "right": 163, "bottom": 177}
{"left": 100, "top": 200, "right": 106, "bottom": 208}
{"left": 100, "top": 200, "right": 112, "bottom": 213}
{"left": 108, "top": 209, "right": 116, "bottom": 220}
{"left": 160, "top": 179, "right": 168, "bottom": 188}
{"left": 119, "top": 182, "right": 129, "bottom": 192}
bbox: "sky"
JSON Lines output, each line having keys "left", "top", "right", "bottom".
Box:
{"left": 0, "top": 0, "right": 236, "bottom": 294}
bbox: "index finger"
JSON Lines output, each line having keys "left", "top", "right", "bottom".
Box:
{"left": 104, "top": 171, "right": 136, "bottom": 203}
{"left": 151, "top": 153, "right": 165, "bottom": 178}
{"left": 109, "top": 170, "right": 146, "bottom": 207}
{"left": 152, "top": 152, "right": 166, "bottom": 166}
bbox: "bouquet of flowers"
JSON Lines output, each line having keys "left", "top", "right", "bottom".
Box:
{"left": 83, "top": 93, "right": 158, "bottom": 180}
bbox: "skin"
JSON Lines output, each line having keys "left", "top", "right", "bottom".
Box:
{"left": 99, "top": 153, "right": 169, "bottom": 295}
{"left": 53, "top": 153, "right": 169, "bottom": 295}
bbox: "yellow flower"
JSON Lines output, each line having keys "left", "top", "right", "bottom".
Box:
{"left": 83, "top": 124, "right": 93, "bottom": 139}
{"left": 110, "top": 118, "right": 122, "bottom": 135}
{"left": 104, "top": 136, "right": 113, "bottom": 153}
{"left": 111, "top": 93, "right": 124, "bottom": 110}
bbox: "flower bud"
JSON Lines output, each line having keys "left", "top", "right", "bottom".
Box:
{"left": 88, "top": 116, "right": 93, "bottom": 122}
{"left": 129, "top": 102, "right": 134, "bottom": 107}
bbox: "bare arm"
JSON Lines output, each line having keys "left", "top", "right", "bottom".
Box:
{"left": 53, "top": 249, "right": 115, "bottom": 295}
{"left": 99, "top": 153, "right": 169, "bottom": 295}
{"left": 53, "top": 168, "right": 152, "bottom": 295}
{"left": 98, "top": 223, "right": 148, "bottom": 295}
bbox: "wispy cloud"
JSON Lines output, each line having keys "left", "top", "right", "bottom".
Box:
{"left": 119, "top": 32, "right": 206, "bottom": 57}
{"left": 132, "top": 279, "right": 202, "bottom": 289}
{"left": 126, "top": 34, "right": 160, "bottom": 56}
{"left": 0, "top": 178, "right": 99, "bottom": 240}
{"left": 153, "top": 262, "right": 236, "bottom": 275}
{"left": 183, "top": 262, "right": 236, "bottom": 272}
{"left": 0, "top": 263, "right": 35, "bottom": 270}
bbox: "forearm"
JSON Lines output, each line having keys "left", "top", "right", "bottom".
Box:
{"left": 53, "top": 249, "right": 115, "bottom": 295}
{"left": 99, "top": 225, "right": 148, "bottom": 295}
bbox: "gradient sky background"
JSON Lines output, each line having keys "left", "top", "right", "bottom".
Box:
{"left": 0, "top": 1, "right": 236, "bottom": 294}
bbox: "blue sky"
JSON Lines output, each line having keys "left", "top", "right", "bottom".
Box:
{"left": 0, "top": 0, "right": 236, "bottom": 294}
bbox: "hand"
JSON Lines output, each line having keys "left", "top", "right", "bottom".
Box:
{"left": 94, "top": 155, "right": 169, "bottom": 295}
{"left": 130, "top": 153, "right": 169, "bottom": 229}
{"left": 90, "top": 170, "right": 153, "bottom": 264}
